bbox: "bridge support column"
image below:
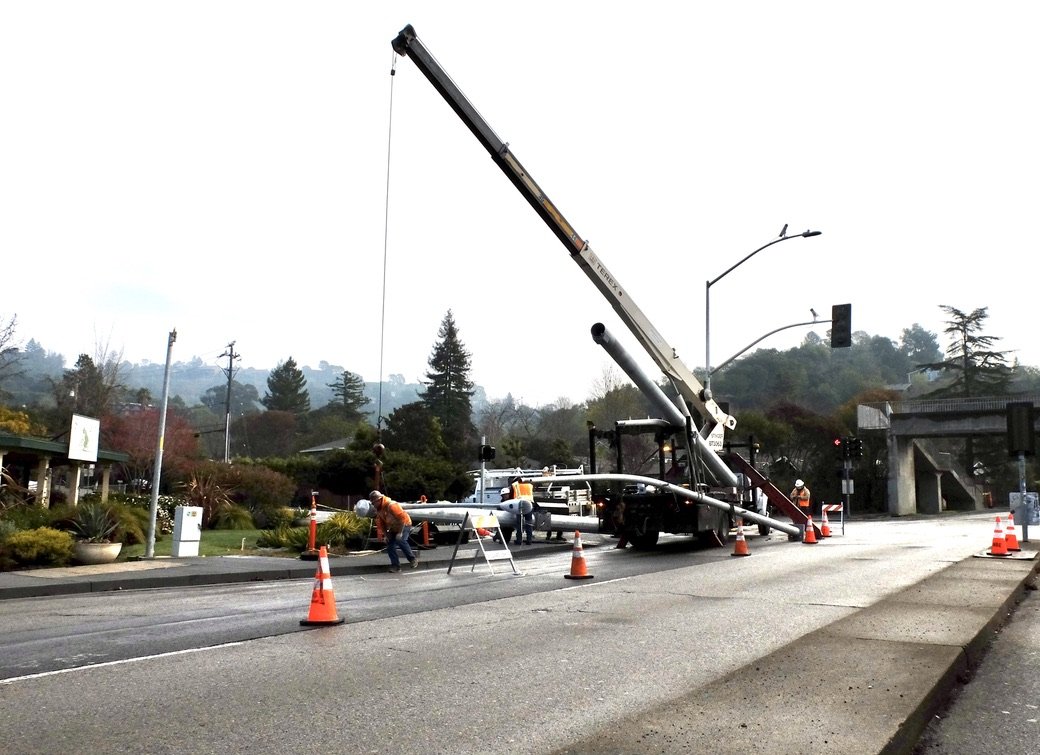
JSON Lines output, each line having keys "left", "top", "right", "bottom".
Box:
{"left": 887, "top": 433, "right": 917, "bottom": 516}
{"left": 917, "top": 472, "right": 943, "bottom": 514}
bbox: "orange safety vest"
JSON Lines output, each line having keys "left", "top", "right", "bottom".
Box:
{"left": 791, "top": 487, "right": 811, "bottom": 507}
{"left": 511, "top": 481, "right": 534, "bottom": 500}
{"left": 376, "top": 497, "right": 412, "bottom": 533}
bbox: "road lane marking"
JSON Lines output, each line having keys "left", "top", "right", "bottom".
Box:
{"left": 0, "top": 641, "right": 246, "bottom": 685}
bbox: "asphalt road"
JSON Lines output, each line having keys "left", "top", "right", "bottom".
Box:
{"left": 0, "top": 513, "right": 1036, "bottom": 755}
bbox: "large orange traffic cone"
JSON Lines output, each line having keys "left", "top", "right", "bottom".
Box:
{"left": 564, "top": 530, "right": 594, "bottom": 580}
{"left": 300, "top": 546, "right": 346, "bottom": 626}
{"left": 802, "top": 514, "right": 818, "bottom": 544}
{"left": 987, "top": 516, "right": 1009, "bottom": 557}
{"left": 731, "top": 519, "right": 751, "bottom": 557}
{"left": 1004, "top": 512, "right": 1021, "bottom": 552}
{"left": 820, "top": 510, "right": 832, "bottom": 538}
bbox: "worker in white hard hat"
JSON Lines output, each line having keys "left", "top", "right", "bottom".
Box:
{"left": 790, "top": 479, "right": 812, "bottom": 536}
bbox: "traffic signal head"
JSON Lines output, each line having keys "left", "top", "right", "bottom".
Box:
{"left": 831, "top": 303, "right": 852, "bottom": 348}
{"left": 833, "top": 437, "right": 845, "bottom": 458}
{"left": 478, "top": 444, "right": 496, "bottom": 461}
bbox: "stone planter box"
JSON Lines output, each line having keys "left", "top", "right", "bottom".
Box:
{"left": 73, "top": 541, "right": 123, "bottom": 565}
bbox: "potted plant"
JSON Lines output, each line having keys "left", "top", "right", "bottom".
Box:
{"left": 69, "top": 503, "right": 122, "bottom": 564}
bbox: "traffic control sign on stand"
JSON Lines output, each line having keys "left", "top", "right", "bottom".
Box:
{"left": 300, "top": 546, "right": 345, "bottom": 626}
{"left": 821, "top": 503, "right": 844, "bottom": 535}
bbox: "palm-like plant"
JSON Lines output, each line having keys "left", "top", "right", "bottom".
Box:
{"left": 70, "top": 503, "right": 119, "bottom": 543}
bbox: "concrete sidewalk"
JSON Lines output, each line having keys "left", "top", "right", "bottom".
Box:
{"left": 0, "top": 536, "right": 575, "bottom": 600}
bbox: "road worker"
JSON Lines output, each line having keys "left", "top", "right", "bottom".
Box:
{"left": 508, "top": 476, "right": 535, "bottom": 545}
{"left": 370, "top": 490, "right": 418, "bottom": 572}
{"left": 790, "top": 479, "right": 811, "bottom": 536}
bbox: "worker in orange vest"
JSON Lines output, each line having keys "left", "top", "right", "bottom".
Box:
{"left": 508, "top": 476, "right": 535, "bottom": 545}
{"left": 790, "top": 479, "right": 811, "bottom": 535}
{"left": 370, "top": 490, "right": 418, "bottom": 572}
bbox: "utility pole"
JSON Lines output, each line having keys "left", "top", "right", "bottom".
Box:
{"left": 146, "top": 328, "right": 176, "bottom": 559}
{"left": 218, "top": 341, "right": 239, "bottom": 464}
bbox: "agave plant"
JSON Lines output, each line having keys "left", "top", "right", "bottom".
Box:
{"left": 70, "top": 503, "right": 119, "bottom": 543}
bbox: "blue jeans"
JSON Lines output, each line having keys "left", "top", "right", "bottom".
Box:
{"left": 387, "top": 526, "right": 415, "bottom": 568}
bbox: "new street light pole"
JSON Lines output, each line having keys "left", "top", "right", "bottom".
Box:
{"left": 704, "top": 225, "right": 821, "bottom": 399}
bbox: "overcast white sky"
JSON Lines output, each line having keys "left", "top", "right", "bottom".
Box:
{"left": 2, "top": 2, "right": 1037, "bottom": 407}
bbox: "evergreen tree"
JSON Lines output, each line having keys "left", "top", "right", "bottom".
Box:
{"left": 261, "top": 357, "right": 310, "bottom": 414}
{"left": 328, "top": 370, "right": 370, "bottom": 420}
{"left": 921, "top": 306, "right": 1012, "bottom": 398}
{"left": 420, "top": 311, "right": 476, "bottom": 461}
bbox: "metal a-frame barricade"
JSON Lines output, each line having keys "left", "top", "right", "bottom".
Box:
{"left": 446, "top": 512, "right": 519, "bottom": 575}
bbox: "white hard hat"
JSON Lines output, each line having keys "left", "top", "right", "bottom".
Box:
{"left": 795, "top": 479, "right": 804, "bottom": 488}
{"left": 368, "top": 490, "right": 382, "bottom": 501}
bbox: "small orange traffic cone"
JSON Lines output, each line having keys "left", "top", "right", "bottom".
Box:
{"left": 564, "top": 530, "right": 594, "bottom": 580}
{"left": 987, "top": 516, "right": 1009, "bottom": 557}
{"left": 731, "top": 519, "right": 751, "bottom": 557}
{"left": 820, "top": 510, "right": 832, "bottom": 538}
{"left": 300, "top": 546, "right": 346, "bottom": 626}
{"left": 802, "top": 514, "right": 818, "bottom": 544}
{"left": 1004, "top": 512, "right": 1021, "bottom": 552}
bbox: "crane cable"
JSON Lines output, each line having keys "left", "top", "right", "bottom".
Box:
{"left": 377, "top": 52, "right": 398, "bottom": 438}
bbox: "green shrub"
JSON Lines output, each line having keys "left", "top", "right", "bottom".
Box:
{"left": 254, "top": 505, "right": 296, "bottom": 529}
{"left": 211, "top": 503, "right": 254, "bottom": 530}
{"left": 318, "top": 512, "right": 371, "bottom": 548}
{"left": 111, "top": 503, "right": 148, "bottom": 545}
{"left": 0, "top": 503, "right": 54, "bottom": 530}
{"left": 3, "top": 527, "right": 75, "bottom": 567}
{"left": 256, "top": 526, "right": 309, "bottom": 549}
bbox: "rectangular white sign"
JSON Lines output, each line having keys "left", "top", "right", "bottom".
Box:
{"left": 68, "top": 414, "right": 100, "bottom": 462}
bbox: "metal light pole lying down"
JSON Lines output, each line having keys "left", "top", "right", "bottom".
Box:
{"left": 529, "top": 473, "right": 801, "bottom": 539}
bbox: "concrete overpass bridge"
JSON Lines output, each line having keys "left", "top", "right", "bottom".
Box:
{"left": 857, "top": 394, "right": 1040, "bottom": 516}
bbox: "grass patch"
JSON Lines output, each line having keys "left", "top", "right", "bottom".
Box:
{"left": 120, "top": 529, "right": 295, "bottom": 559}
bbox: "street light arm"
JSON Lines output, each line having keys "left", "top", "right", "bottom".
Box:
{"left": 712, "top": 318, "right": 831, "bottom": 374}
{"left": 707, "top": 230, "right": 821, "bottom": 289}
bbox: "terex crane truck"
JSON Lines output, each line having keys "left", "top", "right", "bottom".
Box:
{"left": 391, "top": 25, "right": 810, "bottom": 545}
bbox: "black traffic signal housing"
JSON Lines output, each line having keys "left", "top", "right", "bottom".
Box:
{"left": 831, "top": 303, "right": 852, "bottom": 348}
{"left": 478, "top": 444, "right": 496, "bottom": 461}
{"left": 1006, "top": 402, "right": 1035, "bottom": 457}
{"left": 849, "top": 436, "right": 864, "bottom": 458}
{"left": 833, "top": 437, "right": 846, "bottom": 459}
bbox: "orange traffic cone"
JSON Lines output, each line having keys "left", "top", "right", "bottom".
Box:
{"left": 820, "top": 510, "right": 832, "bottom": 538}
{"left": 564, "top": 530, "right": 594, "bottom": 580}
{"left": 987, "top": 516, "right": 1009, "bottom": 557}
{"left": 300, "top": 546, "right": 346, "bottom": 626}
{"left": 731, "top": 519, "right": 751, "bottom": 557}
{"left": 1004, "top": 512, "right": 1021, "bottom": 552}
{"left": 802, "top": 514, "right": 818, "bottom": 544}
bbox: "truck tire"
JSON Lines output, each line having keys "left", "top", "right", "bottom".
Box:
{"left": 631, "top": 529, "right": 660, "bottom": 549}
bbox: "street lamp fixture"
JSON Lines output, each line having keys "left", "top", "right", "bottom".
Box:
{"left": 704, "top": 226, "right": 821, "bottom": 400}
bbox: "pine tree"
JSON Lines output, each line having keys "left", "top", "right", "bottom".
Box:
{"left": 327, "top": 370, "right": 370, "bottom": 420}
{"left": 420, "top": 311, "right": 476, "bottom": 461}
{"left": 921, "top": 306, "right": 1012, "bottom": 399}
{"left": 261, "top": 356, "right": 310, "bottom": 414}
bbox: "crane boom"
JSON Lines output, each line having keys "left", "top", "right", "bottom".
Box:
{"left": 391, "top": 24, "right": 735, "bottom": 432}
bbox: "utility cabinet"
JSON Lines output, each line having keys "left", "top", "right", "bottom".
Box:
{"left": 172, "top": 505, "right": 203, "bottom": 557}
